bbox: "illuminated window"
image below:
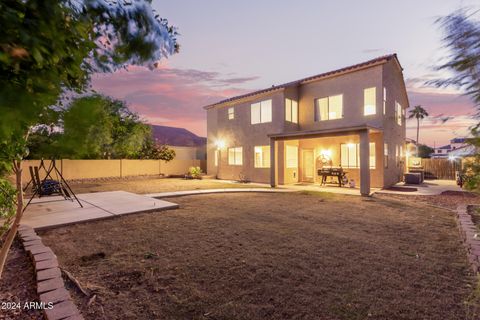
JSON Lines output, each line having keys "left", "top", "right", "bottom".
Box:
{"left": 228, "top": 147, "right": 243, "bottom": 165}
{"left": 383, "top": 87, "right": 386, "bottom": 115}
{"left": 228, "top": 107, "right": 234, "bottom": 120}
{"left": 315, "top": 94, "right": 343, "bottom": 121}
{"left": 384, "top": 143, "right": 388, "bottom": 168}
{"left": 364, "top": 87, "right": 376, "bottom": 116}
{"left": 369, "top": 143, "right": 376, "bottom": 169}
{"left": 251, "top": 99, "right": 272, "bottom": 124}
{"left": 254, "top": 146, "right": 270, "bottom": 168}
{"left": 285, "top": 99, "right": 298, "bottom": 123}
{"left": 340, "top": 143, "right": 376, "bottom": 168}
{"left": 286, "top": 145, "right": 298, "bottom": 168}
{"left": 214, "top": 150, "right": 218, "bottom": 166}
{"left": 395, "top": 102, "right": 402, "bottom": 125}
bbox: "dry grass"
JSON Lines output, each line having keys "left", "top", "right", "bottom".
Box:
{"left": 67, "top": 177, "right": 261, "bottom": 195}
{"left": 39, "top": 192, "right": 476, "bottom": 320}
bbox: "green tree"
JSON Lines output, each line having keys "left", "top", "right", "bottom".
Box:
{"left": 28, "top": 95, "right": 156, "bottom": 159}
{"left": 0, "top": 0, "right": 178, "bottom": 278}
{"left": 408, "top": 105, "right": 429, "bottom": 156}
{"left": 433, "top": 9, "right": 480, "bottom": 111}
{"left": 418, "top": 144, "right": 434, "bottom": 158}
{"left": 60, "top": 95, "right": 114, "bottom": 158}
{"left": 138, "top": 138, "right": 176, "bottom": 161}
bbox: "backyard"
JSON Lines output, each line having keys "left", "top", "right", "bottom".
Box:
{"left": 66, "top": 177, "right": 263, "bottom": 195}
{"left": 35, "top": 188, "right": 477, "bottom": 320}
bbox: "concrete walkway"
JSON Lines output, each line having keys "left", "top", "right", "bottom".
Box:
{"left": 374, "top": 179, "right": 461, "bottom": 196}
{"left": 22, "top": 191, "right": 178, "bottom": 230}
{"left": 146, "top": 188, "right": 296, "bottom": 198}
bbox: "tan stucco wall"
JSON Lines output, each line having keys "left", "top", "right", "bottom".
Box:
{"left": 21, "top": 148, "right": 206, "bottom": 181}
{"left": 207, "top": 90, "right": 286, "bottom": 183}
{"left": 382, "top": 60, "right": 408, "bottom": 187}
{"left": 298, "top": 65, "right": 384, "bottom": 131}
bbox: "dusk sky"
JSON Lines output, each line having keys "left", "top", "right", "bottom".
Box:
{"left": 92, "top": 0, "right": 479, "bottom": 147}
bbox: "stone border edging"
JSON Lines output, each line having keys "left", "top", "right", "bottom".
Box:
{"left": 145, "top": 188, "right": 297, "bottom": 198}
{"left": 17, "top": 224, "right": 84, "bottom": 320}
{"left": 456, "top": 204, "right": 480, "bottom": 273}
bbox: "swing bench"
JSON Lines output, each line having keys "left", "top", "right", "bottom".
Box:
{"left": 24, "top": 159, "right": 83, "bottom": 211}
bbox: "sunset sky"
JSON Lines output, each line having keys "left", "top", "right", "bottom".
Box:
{"left": 92, "top": 0, "right": 479, "bottom": 147}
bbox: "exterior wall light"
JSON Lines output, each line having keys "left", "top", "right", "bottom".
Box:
{"left": 215, "top": 139, "right": 226, "bottom": 150}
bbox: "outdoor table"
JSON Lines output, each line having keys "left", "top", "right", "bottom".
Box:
{"left": 317, "top": 168, "right": 347, "bottom": 187}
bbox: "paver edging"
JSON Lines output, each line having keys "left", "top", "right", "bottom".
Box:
{"left": 456, "top": 204, "right": 480, "bottom": 274}
{"left": 17, "top": 224, "right": 84, "bottom": 320}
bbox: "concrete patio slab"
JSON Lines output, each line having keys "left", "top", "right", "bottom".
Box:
{"left": 146, "top": 188, "right": 296, "bottom": 198}
{"left": 374, "top": 179, "right": 461, "bottom": 196}
{"left": 22, "top": 191, "right": 178, "bottom": 230}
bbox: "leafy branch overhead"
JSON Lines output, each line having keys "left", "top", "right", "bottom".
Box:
{"left": 432, "top": 9, "right": 480, "bottom": 113}
{"left": 0, "top": 0, "right": 179, "bottom": 139}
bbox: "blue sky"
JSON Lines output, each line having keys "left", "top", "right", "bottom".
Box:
{"left": 92, "top": 0, "right": 479, "bottom": 146}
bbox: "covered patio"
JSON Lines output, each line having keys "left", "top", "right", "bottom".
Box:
{"left": 268, "top": 125, "right": 386, "bottom": 196}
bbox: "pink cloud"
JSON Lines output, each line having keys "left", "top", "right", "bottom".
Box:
{"left": 405, "top": 78, "right": 477, "bottom": 146}
{"left": 91, "top": 66, "right": 255, "bottom": 136}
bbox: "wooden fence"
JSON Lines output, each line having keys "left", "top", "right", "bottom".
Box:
{"left": 420, "top": 158, "right": 461, "bottom": 180}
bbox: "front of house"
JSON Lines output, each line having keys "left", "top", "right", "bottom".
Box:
{"left": 204, "top": 55, "right": 409, "bottom": 195}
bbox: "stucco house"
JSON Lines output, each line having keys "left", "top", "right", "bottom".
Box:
{"left": 204, "top": 54, "right": 409, "bottom": 195}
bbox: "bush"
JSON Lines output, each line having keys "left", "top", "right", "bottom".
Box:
{"left": 0, "top": 179, "right": 16, "bottom": 240}
{"left": 187, "top": 166, "right": 202, "bottom": 179}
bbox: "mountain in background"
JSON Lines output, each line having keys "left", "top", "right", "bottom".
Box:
{"left": 150, "top": 125, "right": 206, "bottom": 147}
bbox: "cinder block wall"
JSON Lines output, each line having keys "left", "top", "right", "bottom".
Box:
{"left": 19, "top": 146, "right": 207, "bottom": 181}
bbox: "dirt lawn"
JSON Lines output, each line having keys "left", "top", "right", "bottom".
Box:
{"left": 40, "top": 192, "right": 477, "bottom": 320}
{"left": 66, "top": 177, "right": 261, "bottom": 195}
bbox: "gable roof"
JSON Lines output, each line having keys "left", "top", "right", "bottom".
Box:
{"left": 203, "top": 54, "right": 401, "bottom": 109}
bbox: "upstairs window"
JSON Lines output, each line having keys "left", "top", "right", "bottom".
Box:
{"left": 395, "top": 102, "right": 402, "bottom": 125}
{"left": 254, "top": 146, "right": 271, "bottom": 168}
{"left": 228, "top": 107, "right": 235, "bottom": 120}
{"left": 315, "top": 94, "right": 343, "bottom": 121}
{"left": 228, "top": 147, "right": 243, "bottom": 165}
{"left": 285, "top": 98, "right": 298, "bottom": 123}
{"left": 251, "top": 99, "right": 272, "bottom": 124}
{"left": 383, "top": 87, "right": 386, "bottom": 115}
{"left": 364, "top": 87, "right": 376, "bottom": 116}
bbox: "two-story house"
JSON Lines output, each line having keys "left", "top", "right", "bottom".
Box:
{"left": 204, "top": 54, "right": 409, "bottom": 195}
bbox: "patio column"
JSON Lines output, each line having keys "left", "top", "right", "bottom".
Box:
{"left": 359, "top": 129, "right": 370, "bottom": 196}
{"left": 270, "top": 138, "right": 276, "bottom": 187}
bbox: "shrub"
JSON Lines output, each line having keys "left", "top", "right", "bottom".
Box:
{"left": 188, "top": 166, "right": 202, "bottom": 179}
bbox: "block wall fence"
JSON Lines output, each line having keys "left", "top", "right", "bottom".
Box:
{"left": 20, "top": 146, "right": 206, "bottom": 181}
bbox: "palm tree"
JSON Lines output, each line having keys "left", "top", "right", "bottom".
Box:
{"left": 408, "top": 105, "right": 429, "bottom": 156}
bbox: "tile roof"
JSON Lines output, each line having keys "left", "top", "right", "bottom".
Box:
{"left": 203, "top": 54, "right": 399, "bottom": 109}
